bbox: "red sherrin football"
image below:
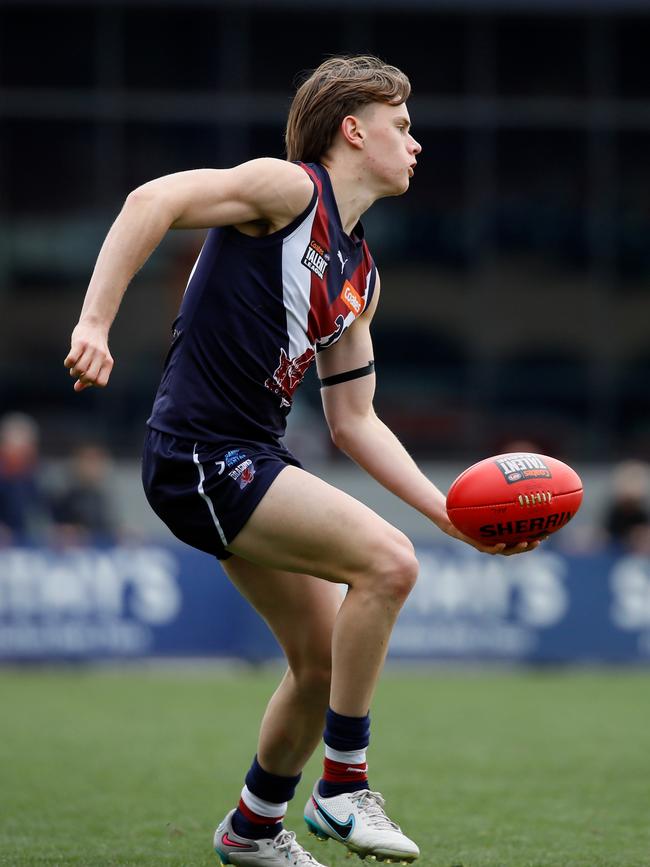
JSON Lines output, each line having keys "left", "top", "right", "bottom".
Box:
{"left": 446, "top": 452, "right": 583, "bottom": 546}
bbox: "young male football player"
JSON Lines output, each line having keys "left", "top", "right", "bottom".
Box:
{"left": 65, "top": 56, "right": 539, "bottom": 867}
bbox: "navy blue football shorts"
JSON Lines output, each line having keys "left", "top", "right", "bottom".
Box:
{"left": 142, "top": 426, "right": 303, "bottom": 560}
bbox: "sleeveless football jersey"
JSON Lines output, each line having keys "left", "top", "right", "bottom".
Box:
{"left": 148, "top": 162, "right": 377, "bottom": 444}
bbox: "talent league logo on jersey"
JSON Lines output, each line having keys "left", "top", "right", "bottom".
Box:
{"left": 301, "top": 240, "right": 330, "bottom": 279}
{"left": 265, "top": 347, "right": 315, "bottom": 407}
{"left": 494, "top": 454, "right": 552, "bottom": 484}
{"left": 228, "top": 459, "right": 255, "bottom": 489}
{"left": 340, "top": 280, "right": 364, "bottom": 316}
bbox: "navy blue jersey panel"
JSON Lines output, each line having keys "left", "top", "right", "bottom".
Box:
{"left": 148, "top": 163, "right": 375, "bottom": 445}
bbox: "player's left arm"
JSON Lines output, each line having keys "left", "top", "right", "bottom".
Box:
{"left": 317, "top": 272, "right": 536, "bottom": 556}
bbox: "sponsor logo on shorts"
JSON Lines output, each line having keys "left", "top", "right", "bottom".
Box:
{"left": 495, "top": 453, "right": 552, "bottom": 484}
{"left": 224, "top": 449, "right": 246, "bottom": 467}
{"left": 229, "top": 459, "right": 255, "bottom": 490}
{"left": 301, "top": 240, "right": 330, "bottom": 279}
{"left": 340, "top": 280, "right": 364, "bottom": 316}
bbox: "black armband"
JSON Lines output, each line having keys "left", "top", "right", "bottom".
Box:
{"left": 319, "top": 361, "right": 375, "bottom": 388}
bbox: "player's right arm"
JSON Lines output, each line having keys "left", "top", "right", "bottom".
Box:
{"left": 64, "top": 159, "right": 314, "bottom": 391}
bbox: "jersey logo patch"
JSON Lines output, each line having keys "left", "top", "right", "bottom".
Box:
{"left": 340, "top": 280, "right": 364, "bottom": 316}
{"left": 301, "top": 240, "right": 330, "bottom": 279}
{"left": 265, "top": 347, "right": 315, "bottom": 407}
{"left": 228, "top": 459, "right": 255, "bottom": 489}
{"left": 224, "top": 449, "right": 246, "bottom": 467}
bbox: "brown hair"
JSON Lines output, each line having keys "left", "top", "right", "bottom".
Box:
{"left": 285, "top": 55, "right": 411, "bottom": 163}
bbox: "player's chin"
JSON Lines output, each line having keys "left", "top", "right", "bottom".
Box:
{"left": 391, "top": 176, "right": 411, "bottom": 196}
{"left": 380, "top": 173, "right": 411, "bottom": 199}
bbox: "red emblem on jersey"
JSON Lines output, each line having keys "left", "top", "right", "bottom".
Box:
{"left": 265, "top": 347, "right": 315, "bottom": 407}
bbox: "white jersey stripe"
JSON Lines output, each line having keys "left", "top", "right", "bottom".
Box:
{"left": 192, "top": 444, "right": 228, "bottom": 547}
{"left": 183, "top": 239, "right": 207, "bottom": 297}
{"left": 281, "top": 200, "right": 318, "bottom": 360}
{"left": 364, "top": 267, "right": 374, "bottom": 304}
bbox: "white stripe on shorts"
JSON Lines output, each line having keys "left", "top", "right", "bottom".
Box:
{"left": 325, "top": 745, "right": 368, "bottom": 764}
{"left": 241, "top": 785, "right": 287, "bottom": 818}
{"left": 192, "top": 443, "right": 228, "bottom": 547}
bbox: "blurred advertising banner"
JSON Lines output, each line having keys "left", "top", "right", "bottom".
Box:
{"left": 0, "top": 543, "right": 649, "bottom": 663}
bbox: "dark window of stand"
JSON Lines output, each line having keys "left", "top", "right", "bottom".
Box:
{"left": 124, "top": 8, "right": 219, "bottom": 91}
{"left": 124, "top": 123, "right": 220, "bottom": 190}
{"left": 374, "top": 13, "right": 466, "bottom": 96}
{"left": 0, "top": 6, "right": 95, "bottom": 87}
{"left": 495, "top": 15, "right": 588, "bottom": 97}
{"left": 495, "top": 128, "right": 589, "bottom": 269}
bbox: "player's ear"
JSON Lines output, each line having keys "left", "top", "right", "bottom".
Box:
{"left": 340, "top": 115, "right": 365, "bottom": 150}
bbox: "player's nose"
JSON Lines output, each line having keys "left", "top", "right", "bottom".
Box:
{"left": 410, "top": 136, "right": 422, "bottom": 155}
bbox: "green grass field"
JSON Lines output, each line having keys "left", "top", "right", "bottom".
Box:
{"left": 1, "top": 667, "right": 649, "bottom": 867}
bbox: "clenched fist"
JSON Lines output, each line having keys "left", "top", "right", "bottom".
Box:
{"left": 64, "top": 321, "right": 114, "bottom": 392}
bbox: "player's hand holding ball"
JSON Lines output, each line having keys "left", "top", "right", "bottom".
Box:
{"left": 64, "top": 320, "right": 114, "bottom": 392}
{"left": 442, "top": 519, "right": 540, "bottom": 556}
{"left": 445, "top": 452, "right": 583, "bottom": 555}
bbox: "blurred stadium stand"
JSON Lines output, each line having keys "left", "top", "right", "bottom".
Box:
{"left": 1, "top": 0, "right": 650, "bottom": 462}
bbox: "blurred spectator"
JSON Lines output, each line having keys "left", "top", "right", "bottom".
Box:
{"left": 50, "top": 443, "right": 117, "bottom": 544}
{"left": 0, "top": 412, "right": 49, "bottom": 544}
{"left": 603, "top": 460, "right": 650, "bottom": 553}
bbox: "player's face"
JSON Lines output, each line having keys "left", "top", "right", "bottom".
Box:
{"left": 360, "top": 102, "right": 421, "bottom": 195}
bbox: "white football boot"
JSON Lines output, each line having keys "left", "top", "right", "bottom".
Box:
{"left": 304, "top": 786, "right": 420, "bottom": 863}
{"left": 214, "top": 809, "right": 329, "bottom": 867}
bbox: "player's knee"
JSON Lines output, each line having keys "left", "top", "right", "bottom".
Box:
{"left": 373, "top": 536, "right": 419, "bottom": 604}
{"left": 290, "top": 658, "right": 332, "bottom": 701}
{"left": 286, "top": 639, "right": 332, "bottom": 694}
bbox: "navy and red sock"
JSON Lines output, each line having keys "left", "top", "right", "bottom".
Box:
{"left": 232, "top": 708, "right": 370, "bottom": 839}
{"left": 231, "top": 756, "right": 301, "bottom": 840}
{"left": 318, "top": 707, "right": 370, "bottom": 798}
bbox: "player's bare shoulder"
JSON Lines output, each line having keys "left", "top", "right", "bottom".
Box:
{"left": 231, "top": 158, "right": 315, "bottom": 236}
